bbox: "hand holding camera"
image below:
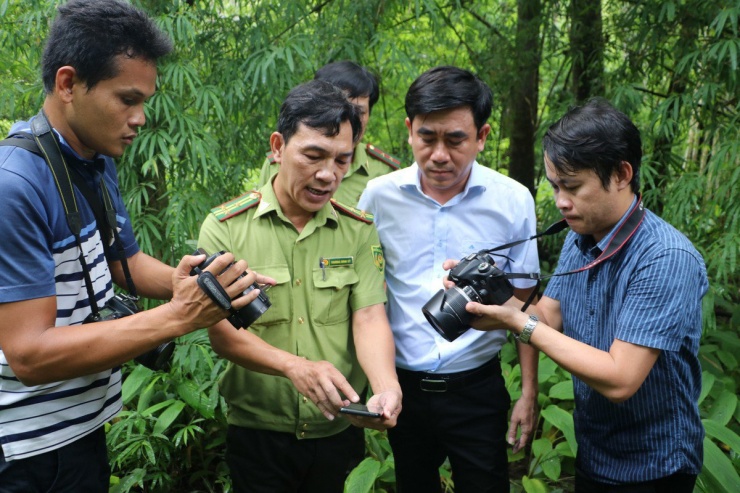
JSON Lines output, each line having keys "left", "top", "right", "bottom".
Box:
{"left": 190, "top": 248, "right": 272, "bottom": 329}
{"left": 168, "top": 251, "right": 266, "bottom": 333}
{"left": 422, "top": 252, "right": 515, "bottom": 342}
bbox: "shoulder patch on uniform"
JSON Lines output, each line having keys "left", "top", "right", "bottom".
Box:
{"left": 265, "top": 151, "right": 277, "bottom": 165}
{"left": 211, "top": 191, "right": 261, "bottom": 222}
{"left": 330, "top": 198, "right": 374, "bottom": 224}
{"left": 366, "top": 143, "right": 401, "bottom": 170}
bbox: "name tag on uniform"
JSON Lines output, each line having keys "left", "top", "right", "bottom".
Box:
{"left": 319, "top": 256, "right": 353, "bottom": 279}
{"left": 320, "top": 256, "right": 353, "bottom": 267}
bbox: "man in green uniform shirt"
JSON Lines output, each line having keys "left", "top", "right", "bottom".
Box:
{"left": 256, "top": 60, "right": 401, "bottom": 206}
{"left": 199, "top": 79, "right": 402, "bottom": 493}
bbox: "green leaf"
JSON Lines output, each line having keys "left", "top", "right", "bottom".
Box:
{"left": 701, "top": 437, "right": 740, "bottom": 493}
{"left": 121, "top": 365, "right": 153, "bottom": 404}
{"left": 522, "top": 475, "right": 549, "bottom": 493}
{"left": 549, "top": 379, "right": 574, "bottom": 400}
{"left": 344, "top": 457, "right": 381, "bottom": 493}
{"left": 541, "top": 452, "right": 562, "bottom": 481}
{"left": 541, "top": 405, "right": 578, "bottom": 455}
{"left": 531, "top": 437, "right": 552, "bottom": 458}
{"left": 707, "top": 390, "right": 738, "bottom": 426}
{"left": 703, "top": 419, "right": 740, "bottom": 453}
{"left": 141, "top": 399, "right": 176, "bottom": 417}
{"left": 699, "top": 371, "right": 716, "bottom": 405}
{"left": 153, "top": 400, "right": 186, "bottom": 435}
{"left": 177, "top": 379, "right": 216, "bottom": 419}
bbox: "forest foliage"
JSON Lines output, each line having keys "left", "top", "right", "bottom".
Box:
{"left": 1, "top": 1, "right": 739, "bottom": 492}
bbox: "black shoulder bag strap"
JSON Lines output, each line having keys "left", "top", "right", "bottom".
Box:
{"left": 10, "top": 111, "right": 140, "bottom": 317}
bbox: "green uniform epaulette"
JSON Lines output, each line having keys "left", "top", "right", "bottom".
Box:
{"left": 330, "top": 198, "right": 374, "bottom": 224}
{"left": 265, "top": 151, "right": 277, "bottom": 165}
{"left": 366, "top": 143, "right": 401, "bottom": 170}
{"left": 211, "top": 191, "right": 261, "bottom": 222}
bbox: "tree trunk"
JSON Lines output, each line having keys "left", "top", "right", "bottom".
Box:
{"left": 570, "top": 0, "right": 604, "bottom": 101}
{"left": 506, "top": 0, "right": 542, "bottom": 197}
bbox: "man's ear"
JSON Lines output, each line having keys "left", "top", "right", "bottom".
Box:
{"left": 615, "top": 160, "right": 634, "bottom": 191}
{"left": 269, "top": 132, "right": 285, "bottom": 163}
{"left": 476, "top": 123, "right": 491, "bottom": 151}
{"left": 405, "top": 117, "right": 413, "bottom": 145}
{"left": 55, "top": 66, "right": 78, "bottom": 103}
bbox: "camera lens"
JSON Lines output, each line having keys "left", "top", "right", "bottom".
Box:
{"left": 422, "top": 286, "right": 479, "bottom": 342}
{"left": 134, "top": 341, "right": 176, "bottom": 371}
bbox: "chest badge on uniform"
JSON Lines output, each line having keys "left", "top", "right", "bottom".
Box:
{"left": 371, "top": 245, "right": 385, "bottom": 272}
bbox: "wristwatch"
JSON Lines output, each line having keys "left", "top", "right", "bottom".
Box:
{"left": 516, "top": 314, "right": 538, "bottom": 345}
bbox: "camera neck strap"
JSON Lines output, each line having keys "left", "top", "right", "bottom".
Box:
{"left": 11, "top": 111, "right": 139, "bottom": 316}
{"left": 481, "top": 196, "right": 645, "bottom": 312}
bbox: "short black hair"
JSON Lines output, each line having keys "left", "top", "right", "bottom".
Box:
{"left": 42, "top": 0, "right": 173, "bottom": 93}
{"left": 543, "top": 98, "right": 642, "bottom": 193}
{"left": 314, "top": 61, "right": 380, "bottom": 111}
{"left": 405, "top": 66, "right": 493, "bottom": 131}
{"left": 277, "top": 79, "right": 362, "bottom": 145}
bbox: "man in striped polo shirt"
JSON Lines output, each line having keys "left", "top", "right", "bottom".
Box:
{"left": 0, "top": 2, "right": 264, "bottom": 491}
{"left": 462, "top": 98, "right": 707, "bottom": 492}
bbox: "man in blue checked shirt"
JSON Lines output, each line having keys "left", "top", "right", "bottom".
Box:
{"left": 458, "top": 98, "right": 707, "bottom": 493}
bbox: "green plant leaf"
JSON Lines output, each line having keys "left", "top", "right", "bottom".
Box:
{"left": 549, "top": 379, "right": 574, "bottom": 400}
{"left": 541, "top": 405, "right": 578, "bottom": 455}
{"left": 541, "top": 452, "right": 562, "bottom": 481}
{"left": 703, "top": 419, "right": 740, "bottom": 453}
{"left": 121, "top": 365, "right": 153, "bottom": 404}
{"left": 531, "top": 437, "right": 553, "bottom": 458}
{"left": 522, "top": 475, "right": 549, "bottom": 493}
{"left": 177, "top": 379, "right": 216, "bottom": 419}
{"left": 701, "top": 436, "right": 740, "bottom": 493}
{"left": 153, "top": 400, "right": 187, "bottom": 435}
{"left": 344, "top": 457, "right": 381, "bottom": 493}
{"left": 699, "top": 371, "right": 716, "bottom": 405}
{"left": 707, "top": 390, "right": 738, "bottom": 426}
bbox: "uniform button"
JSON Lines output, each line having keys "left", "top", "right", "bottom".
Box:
{"left": 298, "top": 317, "right": 305, "bottom": 324}
{"left": 303, "top": 396, "right": 308, "bottom": 403}
{"left": 296, "top": 279, "right": 302, "bottom": 286}
{"left": 302, "top": 423, "right": 308, "bottom": 429}
{"left": 300, "top": 432, "right": 305, "bottom": 438}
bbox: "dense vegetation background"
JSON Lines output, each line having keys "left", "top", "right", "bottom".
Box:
{"left": 1, "top": 1, "right": 738, "bottom": 492}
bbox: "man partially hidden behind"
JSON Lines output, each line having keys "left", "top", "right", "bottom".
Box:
{"left": 256, "top": 60, "right": 401, "bottom": 206}
{"left": 199, "top": 79, "right": 402, "bottom": 492}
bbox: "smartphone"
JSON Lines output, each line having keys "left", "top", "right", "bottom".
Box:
{"left": 339, "top": 402, "right": 382, "bottom": 418}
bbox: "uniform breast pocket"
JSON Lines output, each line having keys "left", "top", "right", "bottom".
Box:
{"left": 312, "top": 267, "right": 359, "bottom": 326}
{"left": 250, "top": 266, "right": 291, "bottom": 327}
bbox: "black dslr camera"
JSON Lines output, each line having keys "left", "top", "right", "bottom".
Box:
{"left": 190, "top": 248, "right": 271, "bottom": 329}
{"left": 422, "top": 252, "right": 514, "bottom": 342}
{"left": 83, "top": 293, "right": 175, "bottom": 371}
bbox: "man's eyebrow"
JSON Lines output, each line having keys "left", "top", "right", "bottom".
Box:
{"left": 300, "top": 145, "right": 353, "bottom": 159}
{"left": 444, "top": 130, "right": 468, "bottom": 139}
{"left": 119, "top": 87, "right": 149, "bottom": 99}
{"left": 416, "top": 127, "right": 469, "bottom": 139}
{"left": 300, "top": 144, "right": 329, "bottom": 154}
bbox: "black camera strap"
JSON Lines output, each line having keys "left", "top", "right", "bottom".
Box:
{"left": 0, "top": 111, "right": 138, "bottom": 318}
{"left": 480, "top": 197, "right": 646, "bottom": 311}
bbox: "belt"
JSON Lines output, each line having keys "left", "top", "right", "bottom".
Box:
{"left": 396, "top": 356, "right": 500, "bottom": 393}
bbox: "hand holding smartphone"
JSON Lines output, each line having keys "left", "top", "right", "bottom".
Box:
{"left": 339, "top": 402, "right": 382, "bottom": 418}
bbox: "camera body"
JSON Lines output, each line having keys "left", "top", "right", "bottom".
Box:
{"left": 83, "top": 293, "right": 175, "bottom": 370}
{"left": 191, "top": 249, "right": 271, "bottom": 329}
{"left": 422, "top": 251, "right": 514, "bottom": 342}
